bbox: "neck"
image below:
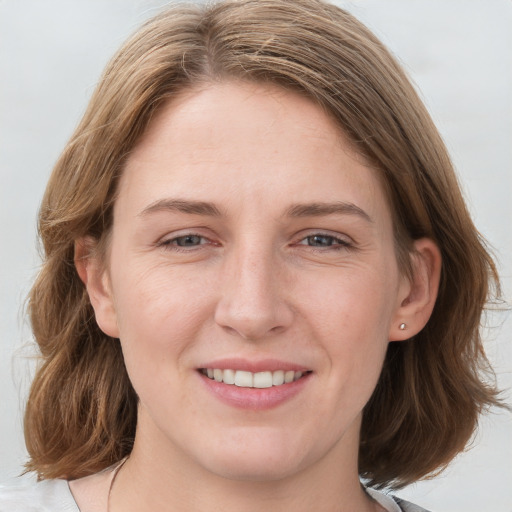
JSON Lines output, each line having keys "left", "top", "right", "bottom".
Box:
{"left": 109, "top": 416, "right": 379, "bottom": 512}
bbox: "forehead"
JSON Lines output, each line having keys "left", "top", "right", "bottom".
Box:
{"left": 131, "top": 81, "right": 350, "bottom": 157}
{"left": 119, "top": 81, "right": 388, "bottom": 220}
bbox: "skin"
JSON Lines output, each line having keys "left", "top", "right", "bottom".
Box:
{"left": 73, "top": 81, "right": 441, "bottom": 512}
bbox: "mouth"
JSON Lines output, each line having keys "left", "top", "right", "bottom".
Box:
{"left": 199, "top": 368, "right": 311, "bottom": 388}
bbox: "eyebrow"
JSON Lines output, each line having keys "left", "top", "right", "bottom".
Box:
{"left": 138, "top": 198, "right": 372, "bottom": 223}
{"left": 285, "top": 202, "right": 373, "bottom": 223}
{"left": 139, "top": 199, "right": 223, "bottom": 217}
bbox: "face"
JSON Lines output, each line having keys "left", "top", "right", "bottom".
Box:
{"left": 91, "top": 82, "right": 412, "bottom": 482}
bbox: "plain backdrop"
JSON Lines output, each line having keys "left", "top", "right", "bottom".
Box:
{"left": 1, "top": 1, "right": 511, "bottom": 511}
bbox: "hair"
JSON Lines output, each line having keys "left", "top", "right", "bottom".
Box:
{"left": 24, "top": 0, "right": 503, "bottom": 489}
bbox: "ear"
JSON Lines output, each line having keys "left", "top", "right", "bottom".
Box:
{"left": 389, "top": 238, "right": 442, "bottom": 341}
{"left": 74, "top": 238, "right": 120, "bottom": 338}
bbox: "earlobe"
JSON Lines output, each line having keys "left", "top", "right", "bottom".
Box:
{"left": 74, "top": 238, "right": 120, "bottom": 338}
{"left": 389, "top": 238, "right": 442, "bottom": 341}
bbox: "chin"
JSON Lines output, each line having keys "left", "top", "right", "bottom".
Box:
{"left": 193, "top": 433, "right": 309, "bottom": 482}
{"left": 203, "top": 455, "right": 302, "bottom": 482}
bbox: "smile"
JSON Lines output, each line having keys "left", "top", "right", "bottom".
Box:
{"left": 200, "top": 368, "right": 308, "bottom": 388}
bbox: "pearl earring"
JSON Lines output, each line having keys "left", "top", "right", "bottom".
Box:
{"left": 399, "top": 323, "right": 406, "bottom": 330}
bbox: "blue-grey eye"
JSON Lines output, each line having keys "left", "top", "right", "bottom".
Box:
{"left": 306, "top": 235, "right": 338, "bottom": 247}
{"left": 175, "top": 235, "right": 203, "bottom": 247}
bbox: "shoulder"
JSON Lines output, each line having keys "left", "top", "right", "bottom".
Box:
{"left": 394, "top": 496, "right": 432, "bottom": 512}
{"left": 366, "top": 487, "right": 432, "bottom": 512}
{"left": 0, "top": 477, "right": 79, "bottom": 512}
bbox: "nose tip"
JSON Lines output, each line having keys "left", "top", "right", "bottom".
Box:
{"left": 214, "top": 289, "right": 293, "bottom": 341}
{"left": 219, "top": 315, "right": 287, "bottom": 341}
{"left": 214, "top": 255, "right": 293, "bottom": 341}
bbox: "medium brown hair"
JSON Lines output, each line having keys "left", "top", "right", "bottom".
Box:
{"left": 25, "top": 0, "right": 502, "bottom": 488}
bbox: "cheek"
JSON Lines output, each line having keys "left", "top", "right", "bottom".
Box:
{"left": 301, "top": 267, "right": 395, "bottom": 395}
{"left": 113, "top": 258, "right": 208, "bottom": 328}
{"left": 110, "top": 261, "right": 212, "bottom": 381}
{"left": 302, "top": 264, "right": 397, "bottom": 337}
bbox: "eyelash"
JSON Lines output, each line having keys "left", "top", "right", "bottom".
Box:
{"left": 295, "top": 233, "right": 353, "bottom": 250}
{"left": 157, "top": 233, "right": 211, "bottom": 251}
{"left": 157, "top": 232, "right": 353, "bottom": 252}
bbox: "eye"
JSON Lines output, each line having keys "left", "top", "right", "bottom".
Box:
{"left": 158, "top": 233, "right": 209, "bottom": 249}
{"left": 172, "top": 234, "right": 204, "bottom": 247}
{"left": 298, "top": 234, "right": 351, "bottom": 248}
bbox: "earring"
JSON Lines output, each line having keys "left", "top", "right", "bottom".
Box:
{"left": 399, "top": 323, "right": 406, "bottom": 330}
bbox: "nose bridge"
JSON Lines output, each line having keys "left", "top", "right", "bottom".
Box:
{"left": 214, "top": 236, "right": 291, "bottom": 340}
{"left": 236, "top": 243, "right": 275, "bottom": 306}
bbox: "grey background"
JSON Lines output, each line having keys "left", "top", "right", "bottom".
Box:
{"left": 1, "top": 1, "right": 511, "bottom": 511}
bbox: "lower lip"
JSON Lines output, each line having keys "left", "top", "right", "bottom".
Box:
{"left": 198, "top": 372, "right": 311, "bottom": 410}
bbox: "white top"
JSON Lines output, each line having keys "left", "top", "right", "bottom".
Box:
{"left": 0, "top": 478, "right": 78, "bottom": 512}
{"left": 0, "top": 477, "right": 430, "bottom": 512}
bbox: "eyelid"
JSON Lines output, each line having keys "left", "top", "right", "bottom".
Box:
{"left": 295, "top": 229, "right": 353, "bottom": 244}
{"left": 167, "top": 234, "right": 206, "bottom": 245}
{"left": 154, "top": 228, "right": 354, "bottom": 251}
{"left": 156, "top": 229, "right": 217, "bottom": 250}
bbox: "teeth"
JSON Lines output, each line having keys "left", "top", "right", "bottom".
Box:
{"left": 272, "top": 370, "right": 284, "bottom": 386}
{"left": 253, "top": 371, "right": 272, "bottom": 388}
{"left": 235, "top": 370, "right": 253, "bottom": 387}
{"left": 284, "top": 370, "right": 295, "bottom": 383}
{"left": 202, "top": 368, "right": 307, "bottom": 388}
{"left": 223, "top": 368, "right": 236, "bottom": 385}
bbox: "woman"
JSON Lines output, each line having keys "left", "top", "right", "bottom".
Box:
{"left": 0, "top": 1, "right": 504, "bottom": 511}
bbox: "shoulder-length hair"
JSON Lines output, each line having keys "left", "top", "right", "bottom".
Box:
{"left": 24, "top": 0, "right": 502, "bottom": 488}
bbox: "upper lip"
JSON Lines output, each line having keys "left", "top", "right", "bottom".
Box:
{"left": 197, "top": 358, "right": 310, "bottom": 373}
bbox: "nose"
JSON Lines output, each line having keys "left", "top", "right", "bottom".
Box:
{"left": 214, "top": 244, "right": 294, "bottom": 341}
